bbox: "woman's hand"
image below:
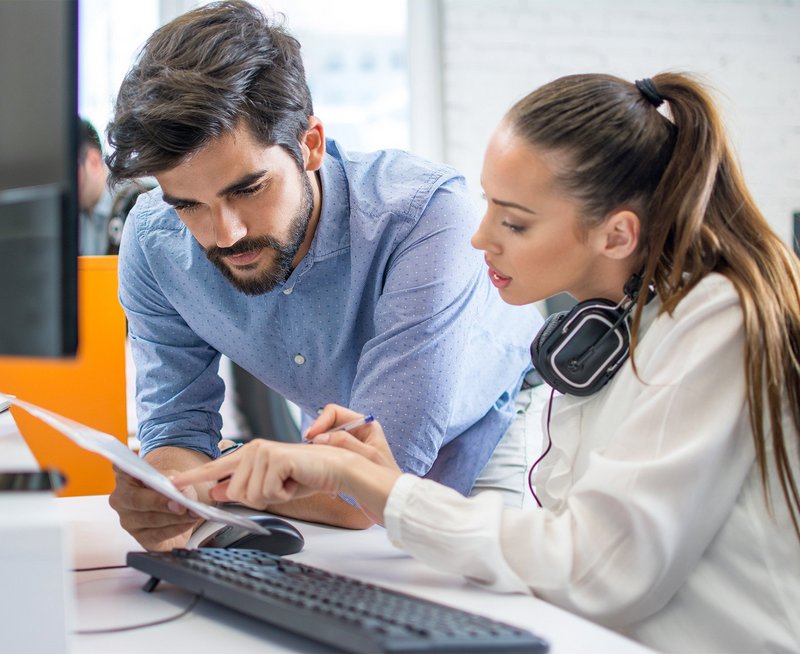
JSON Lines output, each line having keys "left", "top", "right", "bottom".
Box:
{"left": 171, "top": 439, "right": 353, "bottom": 509}
{"left": 305, "top": 404, "right": 401, "bottom": 474}
{"left": 171, "top": 406, "right": 404, "bottom": 523}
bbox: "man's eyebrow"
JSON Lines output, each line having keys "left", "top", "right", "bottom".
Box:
{"left": 219, "top": 170, "right": 269, "bottom": 196}
{"left": 161, "top": 193, "right": 194, "bottom": 207}
{"left": 162, "top": 171, "right": 270, "bottom": 207}
{"left": 492, "top": 198, "right": 537, "bottom": 215}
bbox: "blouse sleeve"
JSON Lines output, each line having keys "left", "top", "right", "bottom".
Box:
{"left": 383, "top": 276, "right": 757, "bottom": 628}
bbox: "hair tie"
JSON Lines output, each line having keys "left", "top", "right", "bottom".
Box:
{"left": 635, "top": 78, "right": 664, "bottom": 108}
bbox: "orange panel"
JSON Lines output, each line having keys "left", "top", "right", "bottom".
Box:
{"left": 0, "top": 256, "right": 127, "bottom": 496}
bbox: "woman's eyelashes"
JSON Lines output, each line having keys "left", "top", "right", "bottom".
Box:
{"left": 502, "top": 220, "right": 526, "bottom": 234}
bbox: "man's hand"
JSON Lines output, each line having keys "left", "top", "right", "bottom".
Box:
{"left": 108, "top": 446, "right": 211, "bottom": 551}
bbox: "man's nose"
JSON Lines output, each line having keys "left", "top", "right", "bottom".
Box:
{"left": 210, "top": 205, "right": 247, "bottom": 248}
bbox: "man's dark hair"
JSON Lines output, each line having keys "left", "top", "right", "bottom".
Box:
{"left": 79, "top": 118, "right": 102, "bottom": 164}
{"left": 106, "top": 0, "right": 313, "bottom": 182}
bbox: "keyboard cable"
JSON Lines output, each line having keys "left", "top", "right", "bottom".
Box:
{"left": 72, "top": 564, "right": 201, "bottom": 635}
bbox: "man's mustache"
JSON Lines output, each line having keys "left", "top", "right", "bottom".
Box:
{"left": 205, "top": 235, "right": 288, "bottom": 262}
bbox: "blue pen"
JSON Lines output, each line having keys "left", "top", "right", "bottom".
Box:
{"left": 303, "top": 414, "right": 375, "bottom": 442}
{"left": 331, "top": 414, "right": 375, "bottom": 432}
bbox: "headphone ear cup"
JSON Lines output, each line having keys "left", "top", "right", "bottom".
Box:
{"left": 530, "top": 300, "right": 632, "bottom": 396}
{"left": 530, "top": 311, "right": 569, "bottom": 389}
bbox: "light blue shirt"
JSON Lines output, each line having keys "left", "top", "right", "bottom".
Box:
{"left": 119, "top": 140, "right": 542, "bottom": 494}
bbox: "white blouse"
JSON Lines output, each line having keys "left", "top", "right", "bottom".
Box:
{"left": 384, "top": 274, "right": 800, "bottom": 653}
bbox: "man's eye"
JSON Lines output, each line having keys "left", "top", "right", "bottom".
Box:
{"left": 175, "top": 203, "right": 199, "bottom": 214}
{"left": 232, "top": 183, "right": 263, "bottom": 197}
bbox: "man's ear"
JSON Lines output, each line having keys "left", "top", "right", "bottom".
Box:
{"left": 595, "top": 209, "right": 640, "bottom": 260}
{"left": 86, "top": 147, "right": 104, "bottom": 172}
{"left": 301, "top": 116, "right": 326, "bottom": 172}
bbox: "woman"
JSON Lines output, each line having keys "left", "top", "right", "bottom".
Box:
{"left": 173, "top": 73, "right": 800, "bottom": 653}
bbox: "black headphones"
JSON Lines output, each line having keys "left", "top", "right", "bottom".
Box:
{"left": 530, "top": 274, "right": 650, "bottom": 397}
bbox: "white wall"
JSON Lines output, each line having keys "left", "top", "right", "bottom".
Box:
{"left": 425, "top": 0, "right": 799, "bottom": 245}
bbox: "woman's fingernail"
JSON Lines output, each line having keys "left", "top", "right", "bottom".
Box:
{"left": 313, "top": 433, "right": 329, "bottom": 444}
{"left": 167, "top": 500, "right": 181, "bottom": 513}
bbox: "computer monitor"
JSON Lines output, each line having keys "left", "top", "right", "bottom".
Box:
{"left": 0, "top": 0, "right": 79, "bottom": 357}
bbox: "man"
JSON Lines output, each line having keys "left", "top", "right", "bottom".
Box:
{"left": 77, "top": 119, "right": 113, "bottom": 255}
{"left": 106, "top": 0, "right": 542, "bottom": 551}
{"left": 78, "top": 118, "right": 153, "bottom": 255}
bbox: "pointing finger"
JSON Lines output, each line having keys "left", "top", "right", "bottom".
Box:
{"left": 171, "top": 455, "right": 240, "bottom": 489}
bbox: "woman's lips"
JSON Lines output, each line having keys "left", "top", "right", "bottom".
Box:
{"left": 486, "top": 264, "right": 511, "bottom": 289}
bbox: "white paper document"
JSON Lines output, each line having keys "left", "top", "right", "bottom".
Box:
{"left": 1, "top": 394, "right": 270, "bottom": 536}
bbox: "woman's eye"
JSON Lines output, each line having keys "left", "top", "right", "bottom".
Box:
{"left": 502, "top": 220, "right": 525, "bottom": 233}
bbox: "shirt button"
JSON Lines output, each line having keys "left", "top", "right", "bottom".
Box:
{"left": 282, "top": 287, "right": 293, "bottom": 295}
{"left": 293, "top": 354, "right": 306, "bottom": 365}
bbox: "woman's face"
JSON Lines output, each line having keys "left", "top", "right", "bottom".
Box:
{"left": 472, "top": 122, "right": 620, "bottom": 306}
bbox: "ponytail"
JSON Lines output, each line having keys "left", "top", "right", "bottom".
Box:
{"left": 642, "top": 73, "right": 800, "bottom": 538}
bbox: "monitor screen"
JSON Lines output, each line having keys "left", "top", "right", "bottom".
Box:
{"left": 0, "top": 0, "right": 79, "bottom": 357}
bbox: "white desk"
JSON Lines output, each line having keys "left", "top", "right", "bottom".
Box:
{"left": 1, "top": 410, "right": 654, "bottom": 654}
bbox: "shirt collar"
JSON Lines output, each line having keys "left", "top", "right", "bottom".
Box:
{"left": 303, "top": 140, "right": 351, "bottom": 261}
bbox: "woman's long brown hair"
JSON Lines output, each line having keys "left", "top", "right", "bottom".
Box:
{"left": 508, "top": 72, "right": 800, "bottom": 539}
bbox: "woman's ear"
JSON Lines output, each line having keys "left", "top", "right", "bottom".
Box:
{"left": 597, "top": 209, "right": 640, "bottom": 260}
{"left": 301, "top": 116, "right": 326, "bottom": 172}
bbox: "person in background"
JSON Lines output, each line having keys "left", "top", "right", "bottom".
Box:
{"left": 77, "top": 118, "right": 113, "bottom": 255}
{"left": 105, "top": 0, "right": 542, "bottom": 549}
{"left": 175, "top": 72, "right": 800, "bottom": 654}
{"left": 77, "top": 118, "right": 153, "bottom": 255}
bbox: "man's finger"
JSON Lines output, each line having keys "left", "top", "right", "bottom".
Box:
{"left": 134, "top": 521, "right": 201, "bottom": 552}
{"left": 121, "top": 509, "right": 199, "bottom": 531}
{"left": 112, "top": 466, "right": 146, "bottom": 488}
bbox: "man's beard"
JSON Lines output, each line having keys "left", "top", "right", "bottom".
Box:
{"left": 205, "top": 173, "right": 314, "bottom": 296}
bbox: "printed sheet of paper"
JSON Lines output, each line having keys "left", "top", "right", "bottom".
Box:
{"left": 2, "top": 394, "right": 270, "bottom": 536}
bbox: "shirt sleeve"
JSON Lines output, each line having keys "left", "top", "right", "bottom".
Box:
{"left": 345, "top": 177, "right": 496, "bottom": 479}
{"left": 118, "top": 200, "right": 224, "bottom": 459}
{"left": 384, "top": 278, "right": 756, "bottom": 628}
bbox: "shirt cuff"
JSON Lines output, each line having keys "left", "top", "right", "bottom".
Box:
{"left": 138, "top": 435, "right": 220, "bottom": 460}
{"left": 383, "top": 473, "right": 423, "bottom": 548}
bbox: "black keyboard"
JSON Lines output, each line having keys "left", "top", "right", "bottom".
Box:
{"left": 127, "top": 548, "right": 549, "bottom": 653}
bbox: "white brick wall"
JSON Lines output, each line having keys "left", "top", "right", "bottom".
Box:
{"left": 437, "top": 0, "right": 800, "bottom": 245}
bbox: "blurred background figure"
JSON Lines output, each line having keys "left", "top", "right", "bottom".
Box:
{"left": 77, "top": 118, "right": 113, "bottom": 255}
{"left": 77, "top": 117, "right": 153, "bottom": 256}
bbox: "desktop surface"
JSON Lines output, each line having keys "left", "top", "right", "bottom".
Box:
{"left": 59, "top": 494, "right": 654, "bottom": 654}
